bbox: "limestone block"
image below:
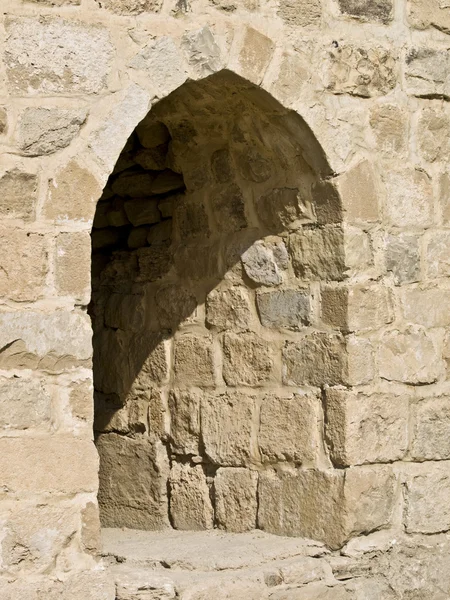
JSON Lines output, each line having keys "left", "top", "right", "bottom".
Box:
{"left": 401, "top": 287, "right": 450, "bottom": 328}
{"left": 335, "top": 161, "right": 380, "bottom": 223}
{"left": 256, "top": 187, "right": 315, "bottom": 230}
{"left": 222, "top": 332, "right": 277, "bottom": 386}
{"left": 283, "top": 333, "right": 346, "bottom": 386}
{"left": 426, "top": 231, "right": 450, "bottom": 278}
{"left": 417, "top": 106, "right": 450, "bottom": 162}
{"left": 4, "top": 17, "right": 113, "bottom": 95}
{"left": 169, "top": 463, "right": 213, "bottom": 530}
{"left": 169, "top": 388, "right": 201, "bottom": 455}
{"left": 130, "top": 37, "right": 187, "bottom": 95}
{"left": 0, "top": 168, "right": 37, "bottom": 221}
{"left": 338, "top": 0, "right": 393, "bottom": 22}
{"left": 104, "top": 293, "right": 145, "bottom": 332}
{"left": 270, "top": 584, "right": 350, "bottom": 600}
{"left": 55, "top": 232, "right": 91, "bottom": 301}
{"left": 311, "top": 179, "right": 343, "bottom": 225}
{"left": 17, "top": 107, "right": 86, "bottom": 156}
{"left": 345, "top": 578, "right": 397, "bottom": 600}
{"left": 0, "top": 230, "right": 47, "bottom": 302}
{"left": 405, "top": 48, "right": 450, "bottom": 99}
{"left": 181, "top": 27, "right": 222, "bottom": 77}
{"left": 384, "top": 233, "right": 420, "bottom": 284}
{"left": 174, "top": 335, "right": 215, "bottom": 386}
{"left": 241, "top": 239, "right": 288, "bottom": 286}
{"left": 411, "top": 396, "right": 450, "bottom": 460}
{"left": 201, "top": 391, "right": 255, "bottom": 466}
{"left": 381, "top": 167, "right": 433, "bottom": 227}
{"left": 206, "top": 286, "right": 253, "bottom": 331}
{"left": 277, "top": 0, "right": 322, "bottom": 26}
{"left": 258, "top": 393, "right": 321, "bottom": 464}
{"left": 346, "top": 335, "right": 375, "bottom": 385}
{"left": 81, "top": 501, "right": 101, "bottom": 554}
{"left": 321, "top": 284, "right": 393, "bottom": 332}
{"left": 1, "top": 572, "right": 114, "bottom": 600}
{"left": 46, "top": 160, "right": 102, "bottom": 222}
{"left": 324, "top": 45, "right": 397, "bottom": 97}
{"left": 237, "top": 27, "right": 274, "bottom": 84}
{"left": 378, "top": 328, "right": 442, "bottom": 384}
{"left": 0, "top": 377, "right": 51, "bottom": 431}
{"left": 370, "top": 103, "right": 408, "bottom": 155}
{"left": 256, "top": 288, "right": 310, "bottom": 329}
{"left": 408, "top": 0, "right": 450, "bottom": 33}
{"left": 155, "top": 284, "right": 197, "bottom": 329}
{"left": 0, "top": 436, "right": 98, "bottom": 493}
{"left": 289, "top": 226, "right": 345, "bottom": 281}
{"left": 343, "top": 226, "right": 373, "bottom": 274}
{"left": 215, "top": 468, "right": 258, "bottom": 532}
{"left": 97, "top": 433, "right": 169, "bottom": 529}
{"left": 325, "top": 389, "right": 408, "bottom": 466}
{"left": 70, "top": 380, "right": 94, "bottom": 423}
{"left": 0, "top": 108, "right": 6, "bottom": 134}
{"left": 0, "top": 310, "right": 92, "bottom": 369}
{"left": 211, "top": 184, "right": 247, "bottom": 233}
{"left": 137, "top": 245, "right": 172, "bottom": 281}
{"left": 95, "top": 0, "right": 162, "bottom": 13}
{"left": 404, "top": 463, "right": 450, "bottom": 533}
{"left": 124, "top": 198, "right": 160, "bottom": 226}
{"left": 113, "top": 172, "right": 156, "bottom": 198}
{"left": 439, "top": 172, "right": 450, "bottom": 224}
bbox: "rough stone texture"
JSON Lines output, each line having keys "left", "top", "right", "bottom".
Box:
{"left": 130, "top": 37, "right": 187, "bottom": 94}
{"left": 237, "top": 27, "right": 274, "bottom": 84}
{"left": 206, "top": 286, "right": 253, "bottom": 331}
{"left": 256, "top": 288, "right": 310, "bottom": 329}
{"left": 241, "top": 240, "right": 288, "bottom": 286}
{"left": 381, "top": 167, "right": 433, "bottom": 227}
{"left": 384, "top": 233, "right": 420, "bottom": 284}
{"left": 404, "top": 463, "right": 450, "bottom": 533}
{"left": 426, "top": 231, "right": 450, "bottom": 278}
{"left": 411, "top": 397, "right": 450, "bottom": 460}
{"left": 95, "top": 0, "right": 162, "bottom": 14}
{"left": 370, "top": 103, "right": 408, "bottom": 155}
{"left": 336, "top": 161, "right": 379, "bottom": 222}
{"left": 174, "top": 335, "right": 215, "bottom": 386}
{"left": 0, "top": 377, "right": 51, "bottom": 431}
{"left": 55, "top": 232, "right": 91, "bottom": 301}
{"left": 417, "top": 106, "right": 450, "bottom": 163}
{"left": 0, "top": 169, "right": 37, "bottom": 221}
{"left": 408, "top": 0, "right": 450, "bottom": 34}
{"left": 169, "top": 388, "right": 201, "bottom": 455}
{"left": 401, "top": 287, "right": 450, "bottom": 328}
{"left": 278, "top": 0, "right": 322, "bottom": 26}
{"left": 215, "top": 468, "right": 258, "bottom": 532}
{"left": 0, "top": 231, "right": 47, "bottom": 301}
{"left": 338, "top": 0, "right": 393, "bottom": 23}
{"left": 181, "top": 27, "right": 222, "bottom": 77}
{"left": 169, "top": 463, "right": 213, "bottom": 530}
{"left": 405, "top": 48, "right": 450, "bottom": 99}
{"left": 290, "top": 227, "right": 345, "bottom": 281}
{"left": 222, "top": 332, "right": 277, "bottom": 386}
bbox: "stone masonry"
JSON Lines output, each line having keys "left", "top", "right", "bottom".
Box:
{"left": 1, "top": 0, "right": 450, "bottom": 598}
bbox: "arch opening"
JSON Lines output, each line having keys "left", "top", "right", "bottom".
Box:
{"left": 90, "top": 71, "right": 350, "bottom": 548}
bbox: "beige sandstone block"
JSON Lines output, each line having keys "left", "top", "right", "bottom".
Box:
{"left": 155, "top": 284, "right": 197, "bottom": 329}
{"left": 169, "top": 463, "right": 213, "bottom": 530}
{"left": 417, "top": 106, "right": 450, "bottom": 163}
{"left": 401, "top": 287, "right": 450, "bottom": 327}
{"left": 384, "top": 233, "right": 420, "bottom": 284}
{"left": 426, "top": 231, "right": 450, "bottom": 278}
{"left": 277, "top": 0, "right": 322, "bottom": 26}
{"left": 370, "top": 103, "right": 408, "bottom": 155}
{"left": 0, "top": 230, "right": 47, "bottom": 301}
{"left": 343, "top": 226, "right": 373, "bottom": 275}
{"left": 5, "top": 17, "right": 114, "bottom": 95}
{"left": 0, "top": 169, "right": 37, "bottom": 221}
{"left": 81, "top": 501, "right": 101, "bottom": 554}
{"left": 382, "top": 167, "right": 433, "bottom": 227}
{"left": 405, "top": 47, "right": 450, "bottom": 99}
{"left": 0, "top": 377, "right": 51, "bottom": 431}
{"left": 70, "top": 380, "right": 94, "bottom": 423}
{"left": 130, "top": 37, "right": 187, "bottom": 95}
{"left": 270, "top": 52, "right": 308, "bottom": 104}
{"left": 411, "top": 397, "right": 450, "bottom": 460}
{"left": 211, "top": 184, "right": 247, "bottom": 233}
{"left": 256, "top": 288, "right": 311, "bottom": 330}
{"left": 289, "top": 226, "right": 345, "bottom": 281}
{"left": 174, "top": 335, "right": 214, "bottom": 387}
{"left": 206, "top": 286, "right": 253, "bottom": 331}
{"left": 201, "top": 391, "right": 255, "bottom": 466}
{"left": 259, "top": 393, "right": 321, "bottom": 464}
{"left": 439, "top": 172, "right": 450, "bottom": 224}
{"left": 215, "top": 468, "right": 258, "bottom": 532}
{"left": 95, "top": 0, "right": 162, "bottom": 13}
{"left": 336, "top": 160, "right": 380, "bottom": 223}
{"left": 55, "top": 232, "right": 91, "bottom": 301}
{"left": 256, "top": 187, "right": 315, "bottom": 230}
{"left": 0, "top": 108, "right": 6, "bottom": 134}
{"left": 169, "top": 388, "right": 201, "bottom": 455}
{"left": 283, "top": 333, "right": 347, "bottom": 387}
{"left": 325, "top": 389, "right": 409, "bottom": 466}
{"left": 97, "top": 433, "right": 169, "bottom": 529}
{"left": 222, "top": 332, "right": 277, "bottom": 386}
{"left": 181, "top": 26, "right": 222, "bottom": 77}
{"left": 404, "top": 463, "right": 450, "bottom": 533}
{"left": 338, "top": 0, "right": 393, "bottom": 23}
{"left": 0, "top": 436, "right": 98, "bottom": 494}
{"left": 271, "top": 583, "right": 351, "bottom": 599}
{"left": 346, "top": 335, "right": 375, "bottom": 385}
{"left": 241, "top": 239, "right": 288, "bottom": 286}
{"left": 237, "top": 27, "right": 274, "bottom": 84}
{"left": 379, "top": 327, "right": 442, "bottom": 384}
{"left": 311, "top": 179, "right": 343, "bottom": 225}
{"left": 408, "top": 0, "right": 450, "bottom": 32}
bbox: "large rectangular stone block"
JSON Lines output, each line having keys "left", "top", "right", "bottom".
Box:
{"left": 55, "top": 232, "right": 91, "bottom": 302}
{"left": 401, "top": 287, "right": 450, "bottom": 327}
{"left": 214, "top": 467, "right": 258, "bottom": 532}
{"left": 289, "top": 226, "right": 345, "bottom": 281}
{"left": 222, "top": 332, "right": 278, "bottom": 386}
{"left": 411, "top": 396, "right": 450, "bottom": 460}
{"left": 0, "top": 169, "right": 37, "bottom": 221}
{"left": 381, "top": 167, "right": 433, "bottom": 227}
{"left": 0, "top": 377, "right": 51, "bottom": 431}
{"left": 404, "top": 462, "right": 450, "bottom": 533}
{"left": 169, "top": 463, "right": 213, "bottom": 530}
{"left": 426, "top": 232, "right": 450, "bottom": 278}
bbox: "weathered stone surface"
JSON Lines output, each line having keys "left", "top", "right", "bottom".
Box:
{"left": 411, "top": 397, "right": 450, "bottom": 460}
{"left": 439, "top": 172, "right": 450, "bottom": 224}
{"left": 0, "top": 169, "right": 37, "bottom": 221}
{"left": 343, "top": 226, "right": 372, "bottom": 274}
{"left": 124, "top": 198, "right": 160, "bottom": 226}
{"left": 17, "top": 107, "right": 86, "bottom": 156}
{"left": 417, "top": 106, "right": 450, "bottom": 163}
{"left": 222, "top": 332, "right": 277, "bottom": 386}
{"left": 338, "top": 0, "right": 393, "bottom": 22}
{"left": 206, "top": 286, "right": 253, "bottom": 331}
{"left": 210, "top": 184, "right": 247, "bottom": 232}
{"left": 130, "top": 37, "right": 187, "bottom": 94}
{"left": 0, "top": 108, "right": 7, "bottom": 135}
{"left": 256, "top": 187, "right": 315, "bottom": 230}
{"left": 270, "top": 51, "right": 309, "bottom": 104}
{"left": 346, "top": 335, "right": 375, "bottom": 385}
{"left": 147, "top": 220, "right": 172, "bottom": 245}
{"left": 325, "top": 389, "right": 409, "bottom": 466}
{"left": 95, "top": 0, "right": 162, "bottom": 13}
{"left": 278, "top": 0, "right": 322, "bottom": 26}
{"left": 259, "top": 393, "right": 320, "bottom": 464}
{"left": 215, "top": 468, "right": 258, "bottom": 532}
{"left": 55, "top": 232, "right": 91, "bottom": 301}
{"left": 169, "top": 388, "right": 201, "bottom": 455}
{"left": 401, "top": 287, "right": 450, "bottom": 328}
{"left": 384, "top": 233, "right": 420, "bottom": 284}
{"left": 70, "top": 380, "right": 94, "bottom": 424}
{"left": 270, "top": 583, "right": 350, "bottom": 600}
{"left": 283, "top": 333, "right": 346, "bottom": 386}
{"left": 426, "top": 231, "right": 450, "bottom": 278}
{"left": 181, "top": 27, "right": 222, "bottom": 77}
{"left": 155, "top": 284, "right": 197, "bottom": 329}
{"left": 169, "top": 463, "right": 213, "bottom": 530}
{"left": 174, "top": 196, "right": 209, "bottom": 238}
{"left": 46, "top": 160, "right": 102, "bottom": 222}
{"left": 136, "top": 120, "right": 170, "bottom": 150}
{"left": 0, "top": 436, "right": 98, "bottom": 493}
{"left": 174, "top": 335, "right": 215, "bottom": 386}
{"left": 381, "top": 167, "right": 433, "bottom": 227}
{"left": 404, "top": 463, "right": 450, "bottom": 533}
{"left": 289, "top": 227, "right": 345, "bottom": 281}
{"left": 325, "top": 45, "right": 397, "bottom": 97}
{"left": 379, "top": 328, "right": 442, "bottom": 384}
{"left": 138, "top": 245, "right": 172, "bottom": 281}
{"left": 104, "top": 293, "right": 145, "bottom": 332}
{"left": 405, "top": 48, "right": 450, "bottom": 99}
{"left": 241, "top": 239, "right": 288, "bottom": 286}
{"left": 408, "top": 0, "right": 450, "bottom": 33}
{"left": 256, "top": 288, "right": 310, "bottom": 329}
{"left": 112, "top": 171, "right": 155, "bottom": 197}
{"left": 370, "top": 103, "right": 408, "bottom": 155}
{"left": 0, "top": 230, "right": 47, "bottom": 302}
{"left": 201, "top": 392, "right": 255, "bottom": 466}
{"left": 0, "top": 377, "right": 51, "bottom": 431}
{"left": 97, "top": 433, "right": 169, "bottom": 529}
{"left": 5, "top": 17, "right": 113, "bottom": 95}
{"left": 237, "top": 27, "right": 274, "bottom": 84}
{"left": 336, "top": 161, "right": 380, "bottom": 222}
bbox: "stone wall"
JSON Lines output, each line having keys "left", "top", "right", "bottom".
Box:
{"left": 1, "top": 0, "right": 450, "bottom": 597}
